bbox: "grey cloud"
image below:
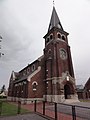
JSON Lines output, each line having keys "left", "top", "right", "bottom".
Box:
{"left": 0, "top": 12, "right": 33, "bottom": 62}
{"left": 0, "top": 0, "right": 90, "bottom": 89}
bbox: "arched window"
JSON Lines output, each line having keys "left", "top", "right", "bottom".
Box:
{"left": 58, "top": 33, "right": 61, "bottom": 39}
{"left": 32, "top": 64, "right": 35, "bottom": 71}
{"left": 32, "top": 81, "right": 38, "bottom": 91}
{"left": 33, "top": 83, "right": 37, "bottom": 91}
{"left": 50, "top": 34, "right": 53, "bottom": 40}
{"left": 47, "top": 38, "right": 50, "bottom": 43}
{"left": 62, "top": 35, "right": 66, "bottom": 40}
{"left": 27, "top": 67, "right": 30, "bottom": 74}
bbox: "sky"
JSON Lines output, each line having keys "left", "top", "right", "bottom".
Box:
{"left": 0, "top": 0, "right": 90, "bottom": 89}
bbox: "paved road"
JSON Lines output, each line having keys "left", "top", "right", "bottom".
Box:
{"left": 0, "top": 114, "right": 48, "bottom": 120}
{"left": 71, "top": 101, "right": 90, "bottom": 107}
{"left": 46, "top": 102, "right": 90, "bottom": 120}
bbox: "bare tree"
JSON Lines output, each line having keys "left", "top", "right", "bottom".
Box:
{"left": 0, "top": 85, "right": 6, "bottom": 94}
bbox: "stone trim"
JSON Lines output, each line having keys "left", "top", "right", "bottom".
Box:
{"left": 7, "top": 96, "right": 44, "bottom": 104}
{"left": 43, "top": 94, "right": 79, "bottom": 103}
{"left": 27, "top": 66, "right": 41, "bottom": 82}
{"left": 43, "top": 95, "right": 65, "bottom": 103}
{"left": 44, "top": 74, "right": 75, "bottom": 85}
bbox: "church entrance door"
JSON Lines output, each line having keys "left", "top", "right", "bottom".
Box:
{"left": 64, "top": 84, "right": 71, "bottom": 99}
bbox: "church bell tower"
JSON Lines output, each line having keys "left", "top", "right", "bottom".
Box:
{"left": 43, "top": 6, "right": 78, "bottom": 103}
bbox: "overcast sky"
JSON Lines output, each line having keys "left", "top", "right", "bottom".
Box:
{"left": 0, "top": 0, "right": 90, "bottom": 89}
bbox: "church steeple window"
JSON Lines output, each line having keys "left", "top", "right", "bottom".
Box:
{"left": 57, "top": 33, "right": 61, "bottom": 39}
{"left": 46, "top": 37, "right": 50, "bottom": 43}
{"left": 46, "top": 34, "right": 53, "bottom": 45}
{"left": 62, "top": 35, "right": 66, "bottom": 41}
{"left": 50, "top": 34, "right": 53, "bottom": 40}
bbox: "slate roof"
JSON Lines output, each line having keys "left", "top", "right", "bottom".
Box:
{"left": 13, "top": 55, "right": 44, "bottom": 83}
{"left": 85, "top": 77, "right": 90, "bottom": 88}
{"left": 48, "top": 6, "right": 63, "bottom": 32}
{"left": 76, "top": 85, "right": 84, "bottom": 90}
{"left": 76, "top": 85, "right": 84, "bottom": 92}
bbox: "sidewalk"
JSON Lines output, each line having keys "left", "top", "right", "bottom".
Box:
{"left": 3, "top": 101, "right": 88, "bottom": 120}
{"left": 0, "top": 113, "right": 48, "bottom": 120}
{"left": 21, "top": 102, "right": 86, "bottom": 120}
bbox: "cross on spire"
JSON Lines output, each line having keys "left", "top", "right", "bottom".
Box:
{"left": 53, "top": 0, "right": 55, "bottom": 6}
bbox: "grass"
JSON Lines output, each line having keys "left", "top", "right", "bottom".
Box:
{"left": 0, "top": 101, "right": 30, "bottom": 116}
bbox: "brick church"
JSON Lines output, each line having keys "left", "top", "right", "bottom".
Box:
{"left": 8, "top": 6, "right": 78, "bottom": 103}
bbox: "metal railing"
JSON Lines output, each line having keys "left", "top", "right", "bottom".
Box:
{"left": 0, "top": 99, "right": 90, "bottom": 120}
{"left": 33, "top": 100, "right": 90, "bottom": 120}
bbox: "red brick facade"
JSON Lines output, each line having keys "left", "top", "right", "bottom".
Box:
{"left": 8, "top": 6, "right": 78, "bottom": 103}
{"left": 76, "top": 79, "right": 90, "bottom": 99}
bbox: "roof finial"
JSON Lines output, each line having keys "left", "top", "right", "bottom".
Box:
{"left": 53, "top": 0, "right": 55, "bottom": 7}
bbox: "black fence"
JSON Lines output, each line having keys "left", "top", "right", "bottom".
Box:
{"left": 31, "top": 100, "right": 90, "bottom": 120}
{"left": 0, "top": 99, "right": 90, "bottom": 120}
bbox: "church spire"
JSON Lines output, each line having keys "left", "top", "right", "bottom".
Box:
{"left": 48, "top": 6, "right": 63, "bottom": 32}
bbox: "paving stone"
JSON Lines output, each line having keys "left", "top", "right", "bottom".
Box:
{"left": 0, "top": 114, "right": 47, "bottom": 120}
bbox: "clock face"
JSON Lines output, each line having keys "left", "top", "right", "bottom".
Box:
{"left": 60, "top": 49, "right": 67, "bottom": 60}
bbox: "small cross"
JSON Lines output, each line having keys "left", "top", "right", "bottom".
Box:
{"left": 53, "top": 0, "right": 55, "bottom": 6}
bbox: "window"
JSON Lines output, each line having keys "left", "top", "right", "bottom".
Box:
{"left": 27, "top": 68, "right": 30, "bottom": 74}
{"left": 32, "top": 64, "right": 35, "bottom": 71}
{"left": 33, "top": 83, "right": 37, "bottom": 91}
{"left": 32, "top": 81, "right": 38, "bottom": 91}
{"left": 62, "top": 35, "right": 66, "bottom": 40}
{"left": 23, "top": 70, "right": 26, "bottom": 76}
{"left": 50, "top": 34, "right": 53, "bottom": 40}
{"left": 58, "top": 33, "right": 61, "bottom": 39}
{"left": 47, "top": 38, "right": 50, "bottom": 43}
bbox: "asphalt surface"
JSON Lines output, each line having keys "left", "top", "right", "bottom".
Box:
{"left": 46, "top": 102, "right": 90, "bottom": 120}
{"left": 0, "top": 114, "right": 48, "bottom": 120}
